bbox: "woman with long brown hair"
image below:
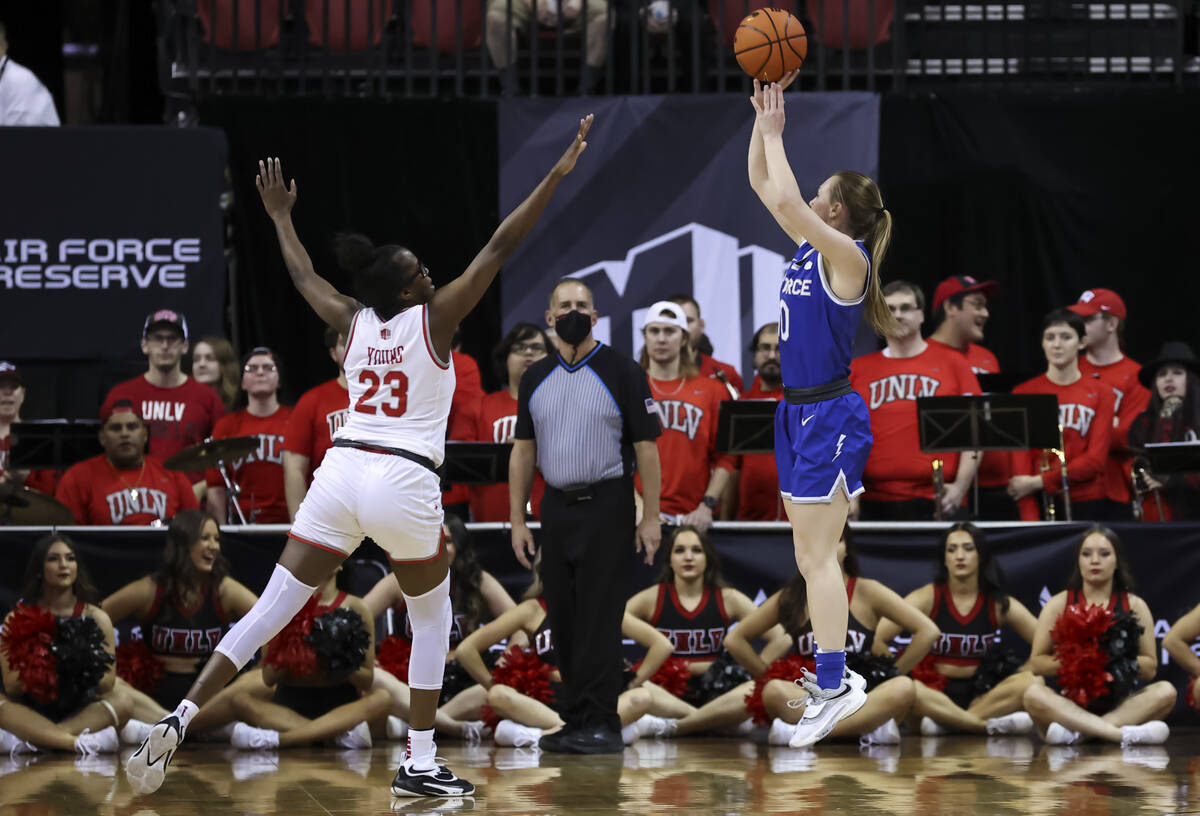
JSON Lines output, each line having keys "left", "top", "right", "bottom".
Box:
{"left": 191, "top": 336, "right": 240, "bottom": 413}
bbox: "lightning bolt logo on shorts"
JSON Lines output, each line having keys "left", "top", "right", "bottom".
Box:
{"left": 833, "top": 434, "right": 846, "bottom": 461}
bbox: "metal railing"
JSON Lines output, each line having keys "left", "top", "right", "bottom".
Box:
{"left": 156, "top": 0, "right": 1193, "bottom": 100}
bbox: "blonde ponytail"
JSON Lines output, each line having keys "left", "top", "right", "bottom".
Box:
{"left": 831, "top": 172, "right": 900, "bottom": 338}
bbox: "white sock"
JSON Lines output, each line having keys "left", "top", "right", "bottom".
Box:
{"left": 172, "top": 700, "right": 199, "bottom": 730}
{"left": 406, "top": 728, "right": 436, "bottom": 771}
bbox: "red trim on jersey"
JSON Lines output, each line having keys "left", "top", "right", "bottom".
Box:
{"left": 946, "top": 590, "right": 985, "bottom": 626}
{"left": 73, "top": 601, "right": 86, "bottom": 617}
{"left": 930, "top": 584, "right": 943, "bottom": 621}
{"left": 330, "top": 591, "right": 348, "bottom": 609}
{"left": 173, "top": 580, "right": 212, "bottom": 619}
{"left": 388, "top": 529, "right": 447, "bottom": 565}
{"left": 344, "top": 311, "right": 362, "bottom": 367}
{"left": 847, "top": 577, "right": 858, "bottom": 604}
{"left": 422, "top": 305, "right": 451, "bottom": 370}
{"left": 667, "top": 584, "right": 712, "bottom": 621}
{"left": 650, "top": 584, "right": 667, "bottom": 624}
{"left": 287, "top": 531, "right": 348, "bottom": 557}
{"left": 987, "top": 597, "right": 999, "bottom": 627}
{"left": 715, "top": 587, "right": 729, "bottom": 625}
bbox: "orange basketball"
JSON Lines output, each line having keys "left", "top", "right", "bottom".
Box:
{"left": 734, "top": 8, "right": 807, "bottom": 83}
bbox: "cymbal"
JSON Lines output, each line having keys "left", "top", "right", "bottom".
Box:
{"left": 164, "top": 436, "right": 261, "bottom": 472}
{"left": 0, "top": 484, "right": 75, "bottom": 525}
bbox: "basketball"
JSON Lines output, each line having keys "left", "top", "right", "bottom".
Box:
{"left": 734, "top": 8, "right": 807, "bottom": 83}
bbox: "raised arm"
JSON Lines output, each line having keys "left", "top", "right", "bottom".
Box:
{"left": 256, "top": 158, "right": 358, "bottom": 337}
{"left": 427, "top": 115, "right": 594, "bottom": 354}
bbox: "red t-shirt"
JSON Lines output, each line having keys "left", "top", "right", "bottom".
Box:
{"left": 282, "top": 379, "right": 349, "bottom": 480}
{"left": 698, "top": 354, "right": 745, "bottom": 395}
{"left": 103, "top": 376, "right": 225, "bottom": 464}
{"left": 0, "top": 435, "right": 58, "bottom": 494}
{"left": 850, "top": 344, "right": 981, "bottom": 501}
{"left": 56, "top": 454, "right": 198, "bottom": 525}
{"left": 641, "top": 374, "right": 736, "bottom": 516}
{"left": 735, "top": 382, "right": 784, "bottom": 521}
{"left": 1011, "top": 373, "right": 1114, "bottom": 520}
{"left": 204, "top": 406, "right": 292, "bottom": 523}
{"left": 1079, "top": 355, "right": 1151, "bottom": 504}
{"left": 443, "top": 351, "right": 485, "bottom": 508}
{"left": 927, "top": 338, "right": 1007, "bottom": 486}
{"left": 468, "top": 390, "right": 546, "bottom": 522}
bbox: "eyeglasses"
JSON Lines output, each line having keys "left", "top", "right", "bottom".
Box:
{"left": 244, "top": 364, "right": 277, "bottom": 373}
{"left": 754, "top": 343, "right": 780, "bottom": 354}
{"left": 511, "top": 342, "right": 547, "bottom": 355}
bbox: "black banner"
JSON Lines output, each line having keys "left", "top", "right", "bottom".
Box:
{"left": 0, "top": 127, "right": 227, "bottom": 359}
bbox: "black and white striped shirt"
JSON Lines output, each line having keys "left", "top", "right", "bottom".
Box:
{"left": 515, "top": 343, "right": 661, "bottom": 489}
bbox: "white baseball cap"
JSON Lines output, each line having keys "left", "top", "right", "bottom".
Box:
{"left": 641, "top": 301, "right": 690, "bottom": 333}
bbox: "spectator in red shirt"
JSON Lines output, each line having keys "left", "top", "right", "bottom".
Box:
{"left": 103, "top": 309, "right": 225, "bottom": 491}
{"left": 282, "top": 327, "right": 348, "bottom": 520}
{"left": 735, "top": 323, "right": 785, "bottom": 521}
{"left": 469, "top": 323, "right": 551, "bottom": 522}
{"left": 56, "top": 400, "right": 198, "bottom": 525}
{"left": 1007, "top": 310, "right": 1114, "bottom": 521}
{"left": 191, "top": 336, "right": 241, "bottom": 413}
{"left": 849, "top": 281, "right": 980, "bottom": 521}
{"left": 205, "top": 347, "right": 292, "bottom": 524}
{"left": 638, "top": 301, "right": 735, "bottom": 532}
{"left": 667, "top": 294, "right": 744, "bottom": 397}
{"left": 1067, "top": 288, "right": 1150, "bottom": 514}
{"left": 0, "top": 362, "right": 55, "bottom": 494}
{"left": 444, "top": 333, "right": 486, "bottom": 519}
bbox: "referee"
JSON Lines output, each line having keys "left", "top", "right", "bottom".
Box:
{"left": 510, "top": 277, "right": 662, "bottom": 754}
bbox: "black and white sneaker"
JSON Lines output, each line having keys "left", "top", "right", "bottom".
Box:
{"left": 125, "top": 715, "right": 185, "bottom": 794}
{"left": 391, "top": 760, "right": 476, "bottom": 798}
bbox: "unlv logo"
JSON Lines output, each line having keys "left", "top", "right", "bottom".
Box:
{"left": 325, "top": 408, "right": 348, "bottom": 439}
{"left": 105, "top": 488, "right": 169, "bottom": 524}
{"left": 933, "top": 631, "right": 999, "bottom": 659}
{"left": 491, "top": 415, "right": 518, "bottom": 443}
{"left": 1059, "top": 403, "right": 1097, "bottom": 437}
{"left": 151, "top": 625, "right": 224, "bottom": 656}
{"left": 535, "top": 628, "right": 554, "bottom": 658}
{"left": 656, "top": 627, "right": 726, "bottom": 656}
{"left": 867, "top": 374, "right": 943, "bottom": 410}
{"left": 230, "top": 433, "right": 285, "bottom": 469}
{"left": 655, "top": 399, "right": 705, "bottom": 440}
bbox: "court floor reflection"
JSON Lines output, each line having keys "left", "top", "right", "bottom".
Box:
{"left": 0, "top": 734, "right": 1196, "bottom": 815}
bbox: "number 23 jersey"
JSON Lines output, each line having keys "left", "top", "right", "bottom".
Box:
{"left": 336, "top": 305, "right": 456, "bottom": 466}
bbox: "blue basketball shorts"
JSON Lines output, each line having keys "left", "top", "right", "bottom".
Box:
{"left": 774, "top": 391, "right": 873, "bottom": 503}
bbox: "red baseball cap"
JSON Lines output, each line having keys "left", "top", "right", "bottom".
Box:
{"left": 931, "top": 275, "right": 999, "bottom": 314}
{"left": 0, "top": 361, "right": 21, "bottom": 387}
{"left": 100, "top": 397, "right": 143, "bottom": 425}
{"left": 1066, "top": 288, "right": 1126, "bottom": 319}
{"left": 142, "top": 309, "right": 189, "bottom": 342}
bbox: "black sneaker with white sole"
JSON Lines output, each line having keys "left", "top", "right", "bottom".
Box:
{"left": 391, "top": 761, "right": 476, "bottom": 797}
{"left": 125, "top": 715, "right": 185, "bottom": 794}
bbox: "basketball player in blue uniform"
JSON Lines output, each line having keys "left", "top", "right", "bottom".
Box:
{"left": 748, "top": 79, "right": 900, "bottom": 747}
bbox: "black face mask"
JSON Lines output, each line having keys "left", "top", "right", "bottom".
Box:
{"left": 554, "top": 310, "right": 592, "bottom": 347}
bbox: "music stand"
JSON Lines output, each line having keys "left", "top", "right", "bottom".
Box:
{"left": 917, "top": 395, "right": 1061, "bottom": 516}
{"left": 8, "top": 420, "right": 102, "bottom": 470}
{"left": 1141, "top": 441, "right": 1200, "bottom": 475}
{"left": 442, "top": 442, "right": 512, "bottom": 486}
{"left": 715, "top": 400, "right": 777, "bottom": 455}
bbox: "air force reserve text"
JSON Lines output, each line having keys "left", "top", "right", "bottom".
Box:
{"left": 0, "top": 238, "right": 202, "bottom": 290}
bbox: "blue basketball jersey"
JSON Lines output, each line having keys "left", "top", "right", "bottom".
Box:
{"left": 778, "top": 239, "right": 872, "bottom": 388}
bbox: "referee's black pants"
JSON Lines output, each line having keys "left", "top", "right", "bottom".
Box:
{"left": 539, "top": 476, "right": 633, "bottom": 734}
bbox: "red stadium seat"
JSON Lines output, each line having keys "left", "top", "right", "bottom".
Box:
{"left": 306, "top": 0, "right": 395, "bottom": 51}
{"left": 196, "top": 0, "right": 283, "bottom": 50}
{"left": 812, "top": 0, "right": 893, "bottom": 49}
{"left": 411, "top": 0, "right": 483, "bottom": 51}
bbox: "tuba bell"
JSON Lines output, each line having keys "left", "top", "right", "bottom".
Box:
{"left": 1039, "top": 424, "right": 1072, "bottom": 522}
{"left": 931, "top": 459, "right": 945, "bottom": 521}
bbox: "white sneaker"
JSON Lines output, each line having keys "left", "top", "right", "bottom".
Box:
{"left": 334, "top": 722, "right": 373, "bottom": 750}
{"left": 920, "top": 716, "right": 946, "bottom": 736}
{"left": 630, "top": 739, "right": 676, "bottom": 768}
{"left": 1120, "top": 720, "right": 1169, "bottom": 747}
{"left": 387, "top": 715, "right": 410, "bottom": 742}
{"left": 231, "top": 722, "right": 280, "bottom": 751}
{"left": 735, "top": 718, "right": 756, "bottom": 735}
{"left": 75, "top": 727, "right": 119, "bottom": 755}
{"left": 861, "top": 719, "right": 901, "bottom": 746}
{"left": 1045, "top": 722, "right": 1080, "bottom": 745}
{"left": 860, "top": 742, "right": 900, "bottom": 773}
{"left": 634, "top": 714, "right": 677, "bottom": 739}
{"left": 0, "top": 729, "right": 37, "bottom": 756}
{"left": 986, "top": 711, "right": 1034, "bottom": 736}
{"left": 620, "top": 723, "right": 639, "bottom": 745}
{"left": 768, "top": 718, "right": 795, "bottom": 746}
{"left": 494, "top": 719, "right": 541, "bottom": 748}
{"left": 74, "top": 753, "right": 119, "bottom": 777}
{"left": 125, "top": 715, "right": 185, "bottom": 794}
{"left": 461, "top": 721, "right": 490, "bottom": 744}
{"left": 120, "top": 719, "right": 154, "bottom": 746}
{"left": 1046, "top": 745, "right": 1079, "bottom": 772}
{"left": 788, "top": 669, "right": 868, "bottom": 748}
{"left": 768, "top": 746, "right": 817, "bottom": 773}
{"left": 1122, "top": 745, "right": 1169, "bottom": 770}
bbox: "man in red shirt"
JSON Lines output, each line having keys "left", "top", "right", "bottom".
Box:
{"left": 639, "top": 301, "right": 735, "bottom": 531}
{"left": 1008, "top": 310, "right": 1114, "bottom": 521}
{"left": 1067, "top": 288, "right": 1150, "bottom": 516}
{"left": 282, "top": 327, "right": 348, "bottom": 520}
{"left": 469, "top": 323, "right": 552, "bottom": 521}
{"left": 850, "top": 282, "right": 981, "bottom": 521}
{"left": 667, "top": 294, "right": 744, "bottom": 397}
{"left": 103, "top": 309, "right": 225, "bottom": 490}
{"left": 735, "top": 323, "right": 785, "bottom": 521}
{"left": 55, "top": 399, "right": 198, "bottom": 525}
{"left": 205, "top": 347, "right": 292, "bottom": 524}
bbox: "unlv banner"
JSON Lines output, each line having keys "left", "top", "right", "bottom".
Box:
{"left": 498, "top": 94, "right": 880, "bottom": 380}
{"left": 0, "top": 127, "right": 227, "bottom": 359}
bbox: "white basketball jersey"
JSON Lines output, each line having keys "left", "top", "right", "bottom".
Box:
{"left": 335, "top": 305, "right": 456, "bottom": 466}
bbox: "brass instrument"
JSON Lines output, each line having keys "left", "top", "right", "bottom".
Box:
{"left": 1039, "top": 424, "right": 1072, "bottom": 522}
{"left": 931, "top": 459, "right": 945, "bottom": 521}
{"left": 1130, "top": 456, "right": 1164, "bottom": 521}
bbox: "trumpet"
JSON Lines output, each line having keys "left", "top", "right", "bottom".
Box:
{"left": 1130, "top": 456, "right": 1164, "bottom": 521}
{"left": 1039, "top": 424, "right": 1072, "bottom": 522}
{"left": 931, "top": 459, "right": 945, "bottom": 521}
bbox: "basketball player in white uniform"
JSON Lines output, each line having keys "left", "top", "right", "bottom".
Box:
{"left": 127, "top": 115, "right": 594, "bottom": 798}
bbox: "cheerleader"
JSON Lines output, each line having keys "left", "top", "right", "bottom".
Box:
{"left": 1163, "top": 601, "right": 1200, "bottom": 714}
{"left": 0, "top": 533, "right": 123, "bottom": 754}
{"left": 225, "top": 570, "right": 390, "bottom": 749}
{"left": 875, "top": 523, "right": 1038, "bottom": 735}
{"left": 454, "top": 552, "right": 672, "bottom": 751}
{"left": 1022, "top": 525, "right": 1175, "bottom": 745}
{"left": 364, "top": 514, "right": 517, "bottom": 739}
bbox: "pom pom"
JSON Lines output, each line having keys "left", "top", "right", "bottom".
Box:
{"left": 1051, "top": 602, "right": 1115, "bottom": 709}
{"left": 264, "top": 596, "right": 321, "bottom": 678}
{"left": 745, "top": 655, "right": 814, "bottom": 727}
{"left": 910, "top": 654, "right": 948, "bottom": 692}
{"left": 481, "top": 645, "right": 557, "bottom": 730}
{"left": 633, "top": 656, "right": 691, "bottom": 699}
{"left": 0, "top": 603, "right": 58, "bottom": 705}
{"left": 52, "top": 617, "right": 112, "bottom": 716}
{"left": 1100, "top": 609, "right": 1144, "bottom": 704}
{"left": 686, "top": 650, "right": 751, "bottom": 706}
{"left": 377, "top": 635, "right": 411, "bottom": 682}
{"left": 305, "top": 607, "right": 371, "bottom": 682}
{"left": 846, "top": 651, "right": 897, "bottom": 690}
{"left": 116, "top": 639, "right": 166, "bottom": 693}
{"left": 971, "top": 647, "right": 1023, "bottom": 698}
